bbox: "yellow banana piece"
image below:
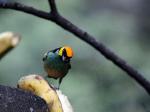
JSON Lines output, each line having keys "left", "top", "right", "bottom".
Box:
{"left": 0, "top": 32, "right": 20, "bottom": 58}
{"left": 17, "top": 74, "right": 63, "bottom": 112}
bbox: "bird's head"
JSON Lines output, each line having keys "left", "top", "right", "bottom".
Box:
{"left": 56, "top": 46, "right": 73, "bottom": 62}
{"left": 43, "top": 46, "right": 74, "bottom": 63}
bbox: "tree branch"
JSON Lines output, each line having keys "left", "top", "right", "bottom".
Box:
{"left": 0, "top": 2, "right": 53, "bottom": 20}
{"left": 48, "top": 0, "right": 58, "bottom": 13}
{"left": 0, "top": 1, "right": 150, "bottom": 94}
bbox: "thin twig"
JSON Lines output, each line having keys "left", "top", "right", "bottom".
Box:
{"left": 0, "top": 1, "right": 150, "bottom": 94}
{"left": 48, "top": 0, "right": 58, "bottom": 13}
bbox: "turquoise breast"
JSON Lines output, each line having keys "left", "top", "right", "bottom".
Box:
{"left": 43, "top": 52, "right": 70, "bottom": 78}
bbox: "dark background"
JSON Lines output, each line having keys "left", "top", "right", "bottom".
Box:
{"left": 0, "top": 0, "right": 150, "bottom": 112}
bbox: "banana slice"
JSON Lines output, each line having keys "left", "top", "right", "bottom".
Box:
{"left": 18, "top": 74, "right": 73, "bottom": 112}
{"left": 0, "top": 32, "right": 20, "bottom": 59}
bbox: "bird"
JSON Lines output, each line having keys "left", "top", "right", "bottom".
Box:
{"left": 43, "top": 46, "right": 73, "bottom": 89}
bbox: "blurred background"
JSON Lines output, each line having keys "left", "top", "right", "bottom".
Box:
{"left": 0, "top": 0, "right": 150, "bottom": 112}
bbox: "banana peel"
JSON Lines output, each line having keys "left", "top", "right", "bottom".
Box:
{"left": 17, "top": 74, "right": 73, "bottom": 112}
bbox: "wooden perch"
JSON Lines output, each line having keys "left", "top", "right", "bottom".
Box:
{"left": 0, "top": 32, "right": 20, "bottom": 60}
{"left": 0, "top": 85, "right": 49, "bottom": 112}
{"left": 0, "top": 1, "right": 150, "bottom": 95}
